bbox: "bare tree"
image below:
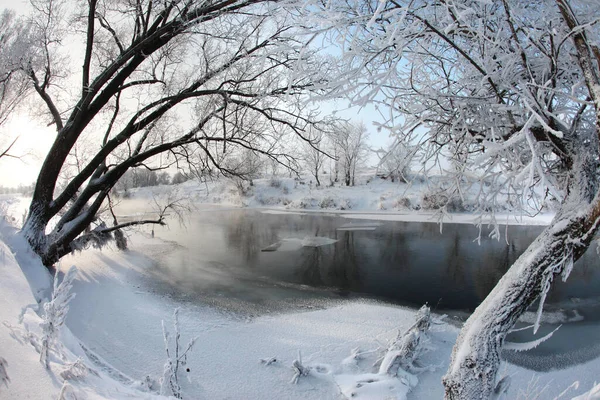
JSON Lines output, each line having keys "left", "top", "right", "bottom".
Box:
{"left": 333, "top": 121, "right": 369, "bottom": 186}
{"left": 15, "top": 0, "right": 330, "bottom": 267}
{"left": 301, "top": 126, "right": 329, "bottom": 186}
{"left": 316, "top": 0, "right": 600, "bottom": 398}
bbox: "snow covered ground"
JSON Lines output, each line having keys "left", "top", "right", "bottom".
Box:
{"left": 1, "top": 176, "right": 599, "bottom": 399}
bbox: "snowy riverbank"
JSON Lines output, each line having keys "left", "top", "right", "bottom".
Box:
{"left": 113, "top": 172, "right": 556, "bottom": 229}
{"left": 1, "top": 179, "right": 599, "bottom": 399}
{"left": 1, "top": 217, "right": 600, "bottom": 398}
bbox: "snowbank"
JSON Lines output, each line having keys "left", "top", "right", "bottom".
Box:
{"left": 0, "top": 236, "right": 60, "bottom": 399}
{"left": 0, "top": 221, "right": 164, "bottom": 399}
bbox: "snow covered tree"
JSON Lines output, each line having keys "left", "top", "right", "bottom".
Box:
{"left": 376, "top": 140, "right": 416, "bottom": 183}
{"left": 0, "top": 10, "right": 35, "bottom": 161}
{"left": 301, "top": 127, "right": 329, "bottom": 187}
{"left": 316, "top": 0, "right": 600, "bottom": 398}
{"left": 13, "top": 0, "right": 330, "bottom": 267}
{"left": 333, "top": 121, "right": 369, "bottom": 187}
{"left": 0, "top": 10, "right": 32, "bottom": 127}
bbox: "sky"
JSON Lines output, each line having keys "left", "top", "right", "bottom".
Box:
{"left": 0, "top": 112, "right": 56, "bottom": 188}
{"left": 0, "top": 0, "right": 393, "bottom": 188}
{"left": 0, "top": 104, "right": 391, "bottom": 188}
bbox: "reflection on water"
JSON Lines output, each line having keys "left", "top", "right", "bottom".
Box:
{"left": 142, "top": 208, "right": 600, "bottom": 312}
{"left": 123, "top": 206, "right": 600, "bottom": 371}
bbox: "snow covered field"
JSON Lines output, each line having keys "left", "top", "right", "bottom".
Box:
{"left": 1, "top": 177, "right": 599, "bottom": 399}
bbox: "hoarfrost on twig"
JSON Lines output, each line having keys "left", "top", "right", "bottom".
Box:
{"left": 291, "top": 350, "right": 311, "bottom": 384}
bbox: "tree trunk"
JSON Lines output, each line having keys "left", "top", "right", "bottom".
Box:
{"left": 443, "top": 149, "right": 600, "bottom": 399}
{"left": 314, "top": 167, "right": 321, "bottom": 187}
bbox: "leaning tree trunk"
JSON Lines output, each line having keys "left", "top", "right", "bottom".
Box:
{"left": 443, "top": 6, "right": 600, "bottom": 393}
{"left": 314, "top": 167, "right": 321, "bottom": 187}
{"left": 443, "top": 147, "right": 600, "bottom": 399}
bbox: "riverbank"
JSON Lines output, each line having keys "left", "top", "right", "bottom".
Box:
{"left": 116, "top": 171, "right": 556, "bottom": 228}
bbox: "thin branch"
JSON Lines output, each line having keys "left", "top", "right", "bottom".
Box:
{"left": 82, "top": 0, "right": 97, "bottom": 98}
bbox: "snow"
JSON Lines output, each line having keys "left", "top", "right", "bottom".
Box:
{"left": 0, "top": 219, "right": 165, "bottom": 399}
{"left": 1, "top": 225, "right": 600, "bottom": 399}
{"left": 0, "top": 176, "right": 598, "bottom": 399}
{"left": 261, "top": 236, "right": 338, "bottom": 252}
{"left": 63, "top": 240, "right": 441, "bottom": 399}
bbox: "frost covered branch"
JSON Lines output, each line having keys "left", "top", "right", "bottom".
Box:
{"left": 291, "top": 350, "right": 311, "bottom": 384}
{"left": 40, "top": 266, "right": 77, "bottom": 368}
{"left": 379, "top": 304, "right": 431, "bottom": 376}
{"left": 160, "top": 308, "right": 198, "bottom": 399}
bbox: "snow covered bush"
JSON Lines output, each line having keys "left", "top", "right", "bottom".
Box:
{"left": 393, "top": 197, "right": 412, "bottom": 210}
{"left": 290, "top": 197, "right": 317, "bottom": 209}
{"left": 337, "top": 199, "right": 352, "bottom": 210}
{"left": 269, "top": 177, "right": 282, "bottom": 188}
{"left": 40, "top": 266, "right": 77, "bottom": 368}
{"left": 421, "top": 191, "right": 467, "bottom": 213}
{"left": 160, "top": 308, "right": 198, "bottom": 399}
{"left": 59, "top": 357, "right": 94, "bottom": 381}
{"left": 319, "top": 197, "right": 337, "bottom": 209}
{"left": 254, "top": 193, "right": 282, "bottom": 206}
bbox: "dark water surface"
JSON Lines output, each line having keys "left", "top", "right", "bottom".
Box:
{"left": 144, "top": 209, "right": 600, "bottom": 310}
{"left": 131, "top": 207, "right": 600, "bottom": 370}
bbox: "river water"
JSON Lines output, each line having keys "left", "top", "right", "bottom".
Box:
{"left": 120, "top": 205, "right": 600, "bottom": 371}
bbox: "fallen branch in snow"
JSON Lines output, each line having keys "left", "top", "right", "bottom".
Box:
{"left": 379, "top": 304, "right": 431, "bottom": 376}
{"left": 60, "top": 357, "right": 98, "bottom": 381}
{"left": 0, "top": 357, "right": 9, "bottom": 389}
{"left": 260, "top": 357, "right": 278, "bottom": 366}
{"left": 334, "top": 304, "right": 433, "bottom": 399}
{"left": 291, "top": 351, "right": 311, "bottom": 384}
{"left": 504, "top": 325, "right": 561, "bottom": 352}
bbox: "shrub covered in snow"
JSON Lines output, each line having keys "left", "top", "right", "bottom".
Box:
{"left": 160, "top": 308, "right": 198, "bottom": 399}
{"left": 319, "top": 197, "right": 337, "bottom": 209}
{"left": 421, "top": 191, "right": 468, "bottom": 212}
{"left": 393, "top": 197, "right": 413, "bottom": 210}
{"left": 40, "top": 266, "right": 77, "bottom": 368}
